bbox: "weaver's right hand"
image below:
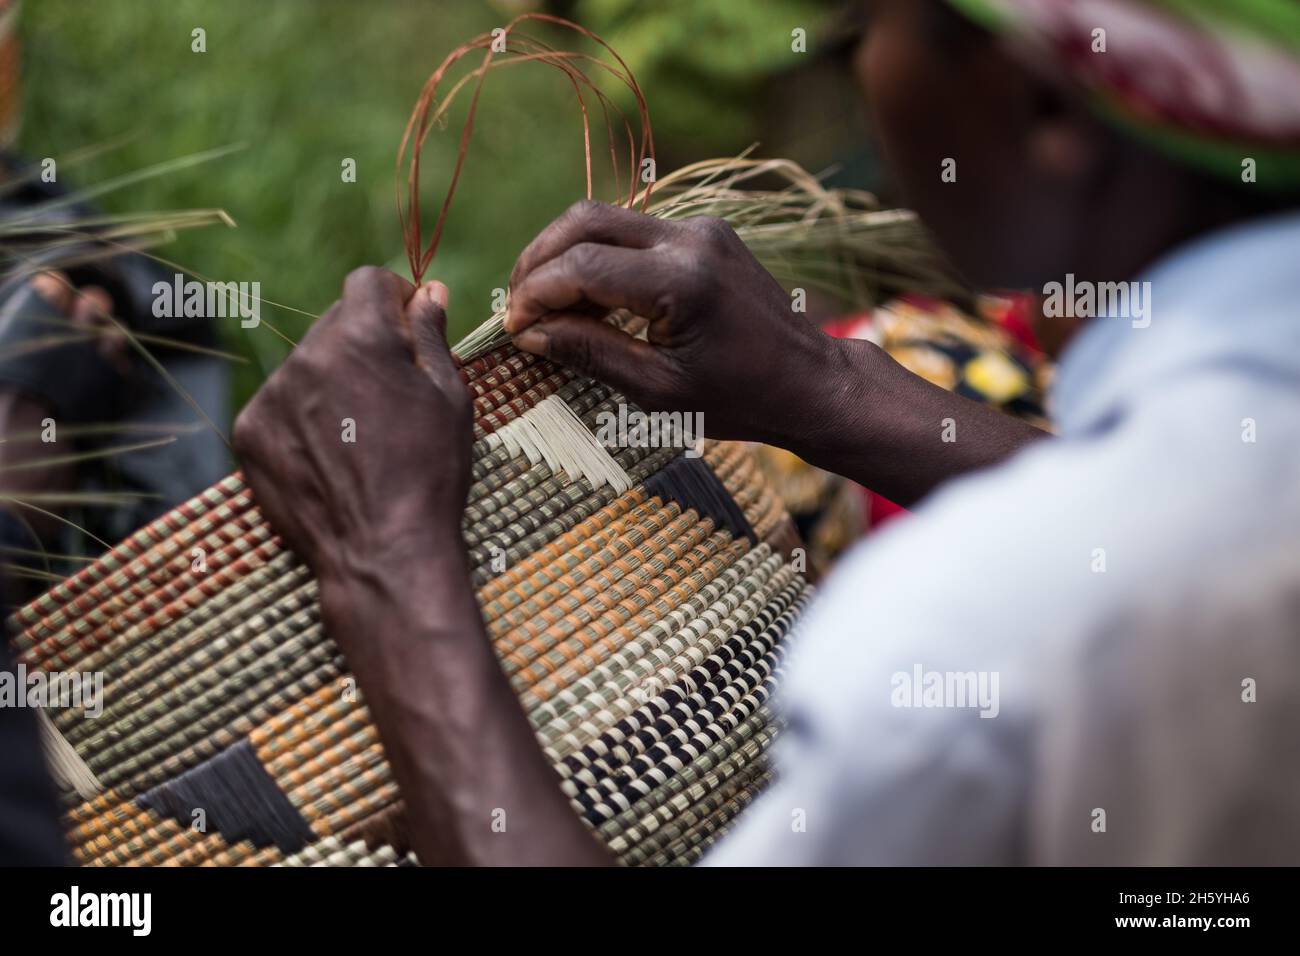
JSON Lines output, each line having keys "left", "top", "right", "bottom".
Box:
{"left": 505, "top": 200, "right": 835, "bottom": 445}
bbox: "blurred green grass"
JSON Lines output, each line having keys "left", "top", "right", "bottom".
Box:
{"left": 19, "top": 0, "right": 646, "bottom": 404}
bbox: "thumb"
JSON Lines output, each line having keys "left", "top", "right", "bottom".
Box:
{"left": 406, "top": 281, "right": 455, "bottom": 377}
{"left": 512, "top": 314, "right": 674, "bottom": 404}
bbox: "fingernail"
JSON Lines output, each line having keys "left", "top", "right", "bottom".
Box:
{"left": 30, "top": 272, "right": 68, "bottom": 308}
{"left": 513, "top": 327, "right": 549, "bottom": 356}
{"left": 425, "top": 281, "right": 449, "bottom": 309}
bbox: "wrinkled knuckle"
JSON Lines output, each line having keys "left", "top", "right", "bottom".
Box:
{"left": 669, "top": 249, "right": 711, "bottom": 298}
{"left": 558, "top": 199, "right": 609, "bottom": 236}
{"left": 283, "top": 339, "right": 328, "bottom": 380}
{"left": 343, "top": 265, "right": 389, "bottom": 297}
{"left": 566, "top": 198, "right": 605, "bottom": 222}
{"left": 338, "top": 316, "right": 373, "bottom": 349}
{"left": 564, "top": 242, "right": 601, "bottom": 278}
{"left": 688, "top": 216, "right": 735, "bottom": 248}
{"left": 344, "top": 264, "right": 383, "bottom": 286}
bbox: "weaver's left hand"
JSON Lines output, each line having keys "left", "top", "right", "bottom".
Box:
{"left": 233, "top": 267, "right": 472, "bottom": 585}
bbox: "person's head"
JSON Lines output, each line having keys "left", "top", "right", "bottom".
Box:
{"left": 853, "top": 0, "right": 1300, "bottom": 292}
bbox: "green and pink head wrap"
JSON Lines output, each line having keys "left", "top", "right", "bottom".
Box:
{"left": 946, "top": 0, "right": 1300, "bottom": 190}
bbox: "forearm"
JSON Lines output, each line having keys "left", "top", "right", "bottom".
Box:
{"left": 318, "top": 533, "right": 610, "bottom": 866}
{"left": 761, "top": 336, "right": 1049, "bottom": 508}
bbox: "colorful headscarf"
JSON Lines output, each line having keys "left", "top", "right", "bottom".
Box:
{"left": 946, "top": 0, "right": 1300, "bottom": 190}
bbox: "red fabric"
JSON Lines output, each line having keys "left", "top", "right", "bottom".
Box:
{"left": 867, "top": 489, "right": 908, "bottom": 527}
{"left": 986, "top": 293, "right": 1042, "bottom": 353}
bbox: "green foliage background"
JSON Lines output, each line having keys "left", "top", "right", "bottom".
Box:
{"left": 19, "top": 0, "right": 839, "bottom": 407}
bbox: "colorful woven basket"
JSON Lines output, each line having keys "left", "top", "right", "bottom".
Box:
{"left": 7, "top": 344, "right": 811, "bottom": 866}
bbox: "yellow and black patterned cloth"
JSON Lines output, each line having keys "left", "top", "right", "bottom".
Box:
{"left": 756, "top": 294, "right": 1053, "bottom": 577}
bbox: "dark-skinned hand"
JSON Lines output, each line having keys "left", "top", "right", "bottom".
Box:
{"left": 506, "top": 200, "right": 833, "bottom": 445}
{"left": 507, "top": 200, "right": 1048, "bottom": 507}
{"left": 233, "top": 267, "right": 470, "bottom": 588}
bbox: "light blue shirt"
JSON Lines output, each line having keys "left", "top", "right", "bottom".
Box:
{"left": 708, "top": 211, "right": 1300, "bottom": 865}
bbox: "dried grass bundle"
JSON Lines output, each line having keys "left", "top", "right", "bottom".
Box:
{"left": 453, "top": 152, "right": 966, "bottom": 361}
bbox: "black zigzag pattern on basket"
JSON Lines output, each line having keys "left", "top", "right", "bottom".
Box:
{"left": 137, "top": 738, "right": 315, "bottom": 853}
{"left": 644, "top": 455, "right": 756, "bottom": 544}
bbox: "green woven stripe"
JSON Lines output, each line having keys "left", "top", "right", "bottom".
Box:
{"left": 617, "top": 759, "right": 772, "bottom": 864}
{"left": 76, "top": 585, "right": 320, "bottom": 758}
{"left": 86, "top": 625, "right": 328, "bottom": 775}
{"left": 101, "top": 645, "right": 340, "bottom": 796}
{"left": 651, "top": 768, "right": 774, "bottom": 866}
{"left": 63, "top": 558, "right": 311, "bottom": 744}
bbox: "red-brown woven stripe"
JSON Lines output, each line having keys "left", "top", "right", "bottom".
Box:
{"left": 456, "top": 345, "right": 521, "bottom": 385}
{"left": 472, "top": 363, "right": 555, "bottom": 417}
{"left": 29, "top": 517, "right": 277, "bottom": 672}
{"left": 475, "top": 371, "right": 574, "bottom": 438}
{"left": 464, "top": 350, "right": 539, "bottom": 396}
{"left": 12, "top": 475, "right": 252, "bottom": 651}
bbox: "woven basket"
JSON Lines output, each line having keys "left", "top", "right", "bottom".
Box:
{"left": 9, "top": 346, "right": 811, "bottom": 866}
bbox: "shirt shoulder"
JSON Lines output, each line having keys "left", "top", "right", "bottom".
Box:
{"left": 708, "top": 387, "right": 1300, "bottom": 865}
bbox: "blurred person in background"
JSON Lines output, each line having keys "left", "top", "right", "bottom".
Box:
{"left": 0, "top": 11, "right": 229, "bottom": 862}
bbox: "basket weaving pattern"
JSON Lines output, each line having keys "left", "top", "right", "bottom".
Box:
{"left": 8, "top": 346, "right": 812, "bottom": 866}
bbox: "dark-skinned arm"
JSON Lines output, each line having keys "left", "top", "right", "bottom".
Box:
{"left": 233, "top": 268, "right": 609, "bottom": 866}
{"left": 506, "top": 201, "right": 1048, "bottom": 508}
{"left": 777, "top": 336, "right": 1047, "bottom": 506}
